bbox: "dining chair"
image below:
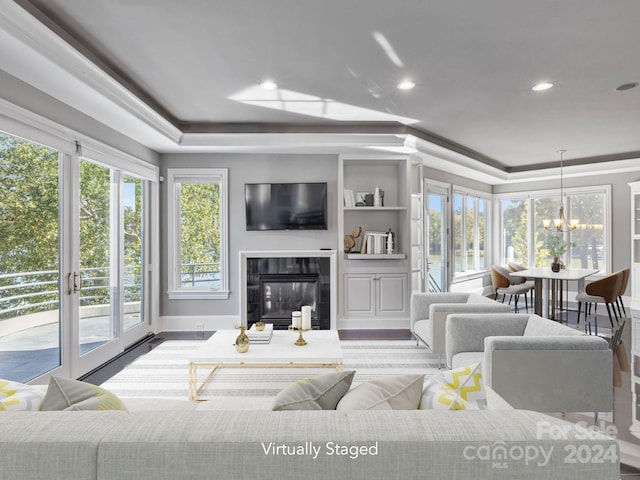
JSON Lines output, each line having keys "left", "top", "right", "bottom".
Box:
{"left": 491, "top": 265, "right": 532, "bottom": 313}
{"left": 507, "top": 262, "right": 535, "bottom": 306}
{"left": 616, "top": 268, "right": 630, "bottom": 318}
{"left": 575, "top": 270, "right": 624, "bottom": 335}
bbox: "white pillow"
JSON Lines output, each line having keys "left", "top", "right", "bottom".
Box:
{"left": 336, "top": 374, "right": 424, "bottom": 411}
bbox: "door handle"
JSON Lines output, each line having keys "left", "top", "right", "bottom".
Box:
{"left": 73, "top": 272, "right": 82, "bottom": 293}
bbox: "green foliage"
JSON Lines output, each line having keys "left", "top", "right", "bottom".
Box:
{"left": 180, "top": 182, "right": 221, "bottom": 267}
{"left": 0, "top": 134, "right": 59, "bottom": 275}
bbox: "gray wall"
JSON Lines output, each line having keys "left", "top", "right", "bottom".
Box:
{"left": 423, "top": 166, "right": 493, "bottom": 194}
{"left": 159, "top": 153, "right": 338, "bottom": 317}
{"left": 0, "top": 70, "right": 159, "bottom": 165}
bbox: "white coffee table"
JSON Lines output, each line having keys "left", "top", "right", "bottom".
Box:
{"left": 188, "top": 329, "right": 343, "bottom": 401}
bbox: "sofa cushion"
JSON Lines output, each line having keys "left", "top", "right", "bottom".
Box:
{"left": 523, "top": 314, "right": 585, "bottom": 337}
{"left": 464, "top": 293, "right": 495, "bottom": 304}
{"left": 272, "top": 370, "right": 355, "bottom": 410}
{"left": 336, "top": 374, "right": 424, "bottom": 411}
{"left": 0, "top": 379, "right": 45, "bottom": 411}
{"left": 451, "top": 352, "right": 484, "bottom": 370}
{"left": 419, "top": 363, "right": 486, "bottom": 410}
{"left": 41, "top": 376, "right": 128, "bottom": 411}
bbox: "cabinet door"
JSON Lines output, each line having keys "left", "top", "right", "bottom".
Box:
{"left": 343, "top": 274, "right": 375, "bottom": 316}
{"left": 376, "top": 274, "right": 408, "bottom": 315}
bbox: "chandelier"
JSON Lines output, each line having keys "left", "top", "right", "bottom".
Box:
{"left": 543, "top": 150, "right": 579, "bottom": 232}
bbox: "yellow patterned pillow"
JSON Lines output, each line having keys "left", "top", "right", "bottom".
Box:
{"left": 418, "top": 363, "right": 486, "bottom": 410}
{"left": 0, "top": 379, "right": 45, "bottom": 411}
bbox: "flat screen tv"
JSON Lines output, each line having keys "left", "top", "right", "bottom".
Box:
{"left": 245, "top": 182, "right": 328, "bottom": 231}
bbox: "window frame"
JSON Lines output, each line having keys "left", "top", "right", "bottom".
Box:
{"left": 166, "top": 168, "right": 229, "bottom": 299}
{"left": 494, "top": 185, "right": 611, "bottom": 275}
{"left": 452, "top": 186, "right": 492, "bottom": 280}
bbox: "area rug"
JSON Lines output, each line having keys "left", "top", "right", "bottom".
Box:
{"left": 100, "top": 339, "right": 441, "bottom": 401}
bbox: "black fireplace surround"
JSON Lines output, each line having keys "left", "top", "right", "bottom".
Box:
{"left": 246, "top": 257, "right": 330, "bottom": 329}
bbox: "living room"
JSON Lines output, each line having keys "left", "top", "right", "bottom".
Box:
{"left": 1, "top": 1, "right": 640, "bottom": 478}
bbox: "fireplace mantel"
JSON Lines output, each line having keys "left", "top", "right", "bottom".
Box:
{"left": 240, "top": 250, "right": 337, "bottom": 329}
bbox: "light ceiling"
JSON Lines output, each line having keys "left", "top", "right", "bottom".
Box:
{"left": 3, "top": 0, "right": 640, "bottom": 174}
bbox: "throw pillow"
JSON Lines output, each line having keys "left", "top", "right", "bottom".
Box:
{"left": 272, "top": 370, "right": 355, "bottom": 411}
{"left": 0, "top": 379, "right": 45, "bottom": 411}
{"left": 419, "top": 363, "right": 486, "bottom": 410}
{"left": 336, "top": 374, "right": 424, "bottom": 411}
{"left": 41, "top": 376, "right": 128, "bottom": 411}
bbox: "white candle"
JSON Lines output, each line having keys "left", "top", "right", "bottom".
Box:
{"left": 301, "top": 305, "right": 312, "bottom": 330}
{"left": 292, "top": 311, "right": 302, "bottom": 329}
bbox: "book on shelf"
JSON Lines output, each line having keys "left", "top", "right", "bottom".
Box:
{"left": 357, "top": 231, "right": 388, "bottom": 255}
{"left": 343, "top": 189, "right": 355, "bottom": 207}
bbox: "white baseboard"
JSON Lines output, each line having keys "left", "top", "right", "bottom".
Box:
{"left": 337, "top": 317, "right": 411, "bottom": 330}
{"left": 159, "top": 315, "right": 240, "bottom": 332}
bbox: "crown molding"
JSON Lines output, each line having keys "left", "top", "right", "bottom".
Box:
{"left": 0, "top": 0, "right": 182, "bottom": 146}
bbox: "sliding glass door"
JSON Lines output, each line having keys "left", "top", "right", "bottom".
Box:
{"left": 0, "top": 129, "right": 154, "bottom": 383}
{"left": 0, "top": 133, "right": 62, "bottom": 382}
{"left": 73, "top": 159, "right": 150, "bottom": 375}
{"left": 424, "top": 181, "right": 449, "bottom": 293}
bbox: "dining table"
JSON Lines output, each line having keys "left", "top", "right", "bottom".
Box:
{"left": 509, "top": 267, "right": 599, "bottom": 320}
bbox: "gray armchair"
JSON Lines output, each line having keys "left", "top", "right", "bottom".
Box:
{"left": 445, "top": 313, "right": 613, "bottom": 414}
{"left": 410, "top": 292, "right": 511, "bottom": 365}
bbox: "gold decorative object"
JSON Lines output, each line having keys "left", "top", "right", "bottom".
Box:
{"left": 343, "top": 226, "right": 363, "bottom": 253}
{"left": 235, "top": 326, "right": 250, "bottom": 353}
{"left": 294, "top": 325, "right": 307, "bottom": 346}
{"left": 255, "top": 321, "right": 265, "bottom": 331}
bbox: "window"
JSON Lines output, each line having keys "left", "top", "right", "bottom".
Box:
{"left": 167, "top": 168, "right": 229, "bottom": 299}
{"left": 497, "top": 186, "right": 610, "bottom": 272}
{"left": 453, "top": 189, "right": 490, "bottom": 276}
{"left": 499, "top": 198, "right": 529, "bottom": 267}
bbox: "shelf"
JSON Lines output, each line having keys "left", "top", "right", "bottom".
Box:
{"left": 345, "top": 253, "right": 407, "bottom": 260}
{"left": 344, "top": 206, "right": 407, "bottom": 211}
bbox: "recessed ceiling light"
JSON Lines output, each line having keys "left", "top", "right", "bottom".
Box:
{"left": 532, "top": 82, "right": 554, "bottom": 92}
{"left": 397, "top": 80, "right": 416, "bottom": 91}
{"left": 260, "top": 80, "right": 278, "bottom": 90}
{"left": 615, "top": 82, "right": 638, "bottom": 91}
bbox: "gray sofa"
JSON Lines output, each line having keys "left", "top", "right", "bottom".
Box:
{"left": 410, "top": 292, "right": 511, "bottom": 362}
{"left": 445, "top": 313, "right": 613, "bottom": 414}
{"left": 0, "top": 409, "right": 619, "bottom": 479}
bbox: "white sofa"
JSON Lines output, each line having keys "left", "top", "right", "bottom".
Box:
{"left": 410, "top": 292, "right": 511, "bottom": 363}
{"left": 0, "top": 408, "right": 619, "bottom": 479}
{"left": 445, "top": 313, "right": 613, "bottom": 414}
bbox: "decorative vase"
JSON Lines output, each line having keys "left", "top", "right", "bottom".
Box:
{"left": 255, "top": 321, "right": 265, "bottom": 331}
{"left": 551, "top": 257, "right": 561, "bottom": 272}
{"left": 235, "top": 326, "right": 250, "bottom": 353}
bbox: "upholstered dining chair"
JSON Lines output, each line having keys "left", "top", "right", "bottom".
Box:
{"left": 576, "top": 270, "right": 624, "bottom": 335}
{"left": 508, "top": 262, "right": 535, "bottom": 306}
{"left": 616, "top": 268, "right": 630, "bottom": 317}
{"left": 490, "top": 265, "right": 532, "bottom": 313}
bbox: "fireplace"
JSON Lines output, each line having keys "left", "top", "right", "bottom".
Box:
{"left": 259, "top": 274, "right": 319, "bottom": 323}
{"left": 244, "top": 254, "right": 332, "bottom": 329}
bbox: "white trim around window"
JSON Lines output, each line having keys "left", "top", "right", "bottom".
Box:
{"left": 166, "top": 168, "right": 229, "bottom": 300}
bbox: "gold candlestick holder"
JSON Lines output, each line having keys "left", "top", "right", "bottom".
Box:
{"left": 295, "top": 325, "right": 307, "bottom": 346}
{"left": 288, "top": 324, "right": 310, "bottom": 346}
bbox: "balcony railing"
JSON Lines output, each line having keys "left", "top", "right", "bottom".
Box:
{"left": 0, "top": 263, "right": 220, "bottom": 320}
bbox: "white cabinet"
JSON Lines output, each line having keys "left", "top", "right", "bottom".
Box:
{"left": 629, "top": 181, "right": 640, "bottom": 438}
{"left": 632, "top": 181, "right": 640, "bottom": 312}
{"left": 343, "top": 273, "right": 408, "bottom": 317}
{"left": 338, "top": 155, "right": 413, "bottom": 328}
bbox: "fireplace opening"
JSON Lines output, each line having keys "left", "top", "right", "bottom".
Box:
{"left": 246, "top": 256, "right": 330, "bottom": 330}
{"left": 259, "top": 274, "right": 319, "bottom": 324}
